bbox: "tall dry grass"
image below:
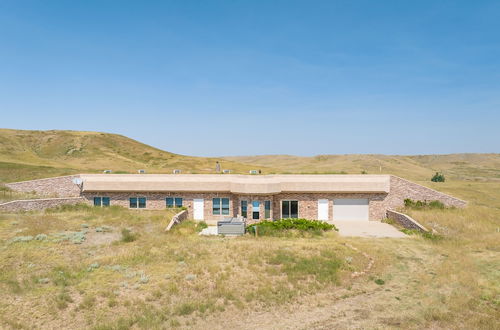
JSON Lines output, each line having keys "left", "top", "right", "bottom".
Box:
{"left": 0, "top": 205, "right": 356, "bottom": 329}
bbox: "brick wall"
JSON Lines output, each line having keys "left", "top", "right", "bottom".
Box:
{"left": 6, "top": 175, "right": 82, "bottom": 197}
{"left": 82, "top": 192, "right": 237, "bottom": 223}
{"left": 0, "top": 197, "right": 84, "bottom": 212}
{"left": 383, "top": 176, "right": 467, "bottom": 212}
{"left": 82, "top": 191, "right": 385, "bottom": 221}
{"left": 386, "top": 209, "right": 428, "bottom": 232}
{"left": 5, "top": 174, "right": 465, "bottom": 221}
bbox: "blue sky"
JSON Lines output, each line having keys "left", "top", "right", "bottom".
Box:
{"left": 0, "top": 1, "right": 499, "bottom": 156}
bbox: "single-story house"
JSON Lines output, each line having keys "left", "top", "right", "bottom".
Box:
{"left": 4, "top": 174, "right": 466, "bottom": 223}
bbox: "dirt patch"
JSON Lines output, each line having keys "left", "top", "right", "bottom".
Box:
{"left": 82, "top": 230, "right": 120, "bottom": 246}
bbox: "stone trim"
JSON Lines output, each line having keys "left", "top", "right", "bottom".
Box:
{"left": 165, "top": 209, "right": 189, "bottom": 231}
{"left": 5, "top": 174, "right": 81, "bottom": 184}
{"left": 0, "top": 197, "right": 84, "bottom": 212}
{"left": 386, "top": 209, "right": 428, "bottom": 232}
{"left": 390, "top": 176, "right": 467, "bottom": 207}
{"left": 6, "top": 175, "right": 82, "bottom": 197}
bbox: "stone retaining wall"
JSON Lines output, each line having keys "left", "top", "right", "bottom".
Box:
{"left": 165, "top": 209, "right": 189, "bottom": 231}
{"left": 386, "top": 209, "right": 428, "bottom": 232}
{"left": 6, "top": 175, "right": 82, "bottom": 197}
{"left": 383, "top": 176, "right": 467, "bottom": 212}
{"left": 0, "top": 197, "right": 84, "bottom": 212}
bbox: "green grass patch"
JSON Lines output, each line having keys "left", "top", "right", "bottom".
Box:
{"left": 121, "top": 228, "right": 138, "bottom": 242}
{"left": 401, "top": 228, "right": 444, "bottom": 241}
{"left": 247, "top": 218, "right": 337, "bottom": 237}
{"left": 266, "top": 249, "right": 342, "bottom": 284}
{"left": 404, "top": 199, "right": 446, "bottom": 210}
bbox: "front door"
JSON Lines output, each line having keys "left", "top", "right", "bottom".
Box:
{"left": 193, "top": 199, "right": 204, "bottom": 220}
{"left": 318, "top": 199, "right": 329, "bottom": 221}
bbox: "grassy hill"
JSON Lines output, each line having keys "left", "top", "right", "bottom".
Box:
{"left": 223, "top": 153, "right": 500, "bottom": 181}
{"left": 0, "top": 129, "right": 271, "bottom": 182}
{"left": 1, "top": 128, "right": 499, "bottom": 183}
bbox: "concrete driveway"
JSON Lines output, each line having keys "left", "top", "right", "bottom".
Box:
{"left": 333, "top": 220, "right": 407, "bottom": 238}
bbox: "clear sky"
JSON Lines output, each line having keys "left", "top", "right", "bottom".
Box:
{"left": 0, "top": 1, "right": 499, "bottom": 156}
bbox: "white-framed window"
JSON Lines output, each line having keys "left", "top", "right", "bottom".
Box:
{"left": 264, "top": 200, "right": 271, "bottom": 219}
{"left": 213, "top": 198, "right": 230, "bottom": 215}
{"left": 93, "top": 197, "right": 110, "bottom": 207}
{"left": 166, "top": 197, "right": 183, "bottom": 208}
{"left": 130, "top": 197, "right": 146, "bottom": 209}
{"left": 241, "top": 200, "right": 248, "bottom": 218}
{"left": 281, "top": 200, "right": 298, "bottom": 219}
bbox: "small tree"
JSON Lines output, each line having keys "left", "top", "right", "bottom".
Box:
{"left": 431, "top": 172, "right": 445, "bottom": 182}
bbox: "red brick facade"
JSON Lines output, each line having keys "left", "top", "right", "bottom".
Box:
{"left": 81, "top": 191, "right": 387, "bottom": 223}
{"left": 5, "top": 174, "right": 466, "bottom": 220}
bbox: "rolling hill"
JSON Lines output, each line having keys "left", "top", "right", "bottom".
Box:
{"left": 0, "top": 129, "right": 272, "bottom": 182}
{"left": 222, "top": 153, "right": 500, "bottom": 181}
{"left": 1, "top": 128, "right": 498, "bottom": 183}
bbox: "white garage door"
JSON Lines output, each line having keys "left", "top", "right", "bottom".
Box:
{"left": 333, "top": 199, "right": 369, "bottom": 221}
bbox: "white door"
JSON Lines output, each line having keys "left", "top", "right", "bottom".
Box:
{"left": 333, "top": 199, "right": 369, "bottom": 221}
{"left": 193, "top": 199, "right": 204, "bottom": 220}
{"left": 318, "top": 199, "right": 329, "bottom": 221}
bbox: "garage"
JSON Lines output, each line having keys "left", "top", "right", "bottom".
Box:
{"left": 333, "top": 199, "right": 369, "bottom": 221}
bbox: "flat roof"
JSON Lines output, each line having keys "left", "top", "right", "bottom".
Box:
{"left": 81, "top": 174, "right": 390, "bottom": 194}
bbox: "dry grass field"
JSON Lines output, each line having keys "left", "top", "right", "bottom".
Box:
{"left": 0, "top": 179, "right": 499, "bottom": 329}
{"left": 0, "top": 206, "right": 362, "bottom": 329}
{"left": 224, "top": 153, "right": 500, "bottom": 181}
{"left": 0, "top": 129, "right": 498, "bottom": 329}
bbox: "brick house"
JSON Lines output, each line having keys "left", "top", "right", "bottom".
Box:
{"left": 4, "top": 174, "right": 467, "bottom": 223}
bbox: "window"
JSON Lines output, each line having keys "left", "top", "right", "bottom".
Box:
{"left": 130, "top": 198, "right": 137, "bottom": 208}
{"left": 213, "top": 198, "right": 230, "bottom": 215}
{"left": 94, "top": 197, "right": 110, "bottom": 207}
{"left": 166, "top": 197, "right": 183, "bottom": 208}
{"left": 252, "top": 200, "right": 260, "bottom": 220}
{"left": 130, "top": 197, "right": 147, "bottom": 209}
{"left": 138, "top": 197, "right": 146, "bottom": 209}
{"left": 241, "top": 200, "right": 247, "bottom": 218}
{"left": 265, "top": 200, "right": 271, "bottom": 219}
{"left": 282, "top": 200, "right": 298, "bottom": 218}
{"left": 222, "top": 198, "right": 229, "bottom": 215}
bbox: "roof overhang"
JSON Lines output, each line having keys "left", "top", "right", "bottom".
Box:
{"left": 80, "top": 174, "right": 390, "bottom": 194}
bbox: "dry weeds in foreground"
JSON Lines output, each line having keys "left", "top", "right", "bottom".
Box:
{"left": 0, "top": 180, "right": 498, "bottom": 329}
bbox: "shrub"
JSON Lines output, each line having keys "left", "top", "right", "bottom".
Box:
{"left": 247, "top": 218, "right": 337, "bottom": 236}
{"left": 55, "top": 290, "right": 73, "bottom": 309}
{"left": 404, "top": 199, "right": 446, "bottom": 210}
{"left": 401, "top": 228, "right": 443, "bottom": 241}
{"left": 196, "top": 221, "right": 208, "bottom": 232}
{"left": 46, "top": 203, "right": 93, "bottom": 213}
{"left": 121, "top": 228, "right": 138, "bottom": 242}
{"left": 431, "top": 172, "right": 445, "bottom": 182}
{"left": 0, "top": 183, "right": 12, "bottom": 193}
